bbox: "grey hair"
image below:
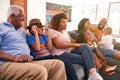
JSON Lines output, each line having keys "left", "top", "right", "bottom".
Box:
{"left": 7, "top": 5, "right": 24, "bottom": 18}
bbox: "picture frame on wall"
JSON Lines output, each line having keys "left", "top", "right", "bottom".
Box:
{"left": 46, "top": 2, "right": 72, "bottom": 23}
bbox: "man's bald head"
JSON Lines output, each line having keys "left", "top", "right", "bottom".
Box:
{"left": 98, "top": 18, "right": 108, "bottom": 30}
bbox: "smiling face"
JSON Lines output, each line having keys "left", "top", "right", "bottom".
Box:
{"left": 36, "top": 26, "right": 44, "bottom": 35}
{"left": 98, "top": 18, "right": 107, "bottom": 30}
{"left": 84, "top": 20, "right": 91, "bottom": 30}
{"left": 15, "top": 9, "right": 25, "bottom": 28}
{"left": 84, "top": 30, "right": 92, "bottom": 42}
{"left": 78, "top": 18, "right": 90, "bottom": 32}
{"left": 76, "top": 30, "right": 92, "bottom": 44}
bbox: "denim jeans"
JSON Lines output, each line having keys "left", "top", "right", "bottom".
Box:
{"left": 98, "top": 47, "right": 114, "bottom": 58}
{"left": 36, "top": 55, "right": 78, "bottom": 80}
{"left": 60, "top": 45, "right": 95, "bottom": 79}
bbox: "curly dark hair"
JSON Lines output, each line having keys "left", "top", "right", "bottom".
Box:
{"left": 76, "top": 30, "right": 87, "bottom": 43}
{"left": 78, "top": 18, "right": 89, "bottom": 32}
{"left": 50, "top": 13, "right": 67, "bottom": 30}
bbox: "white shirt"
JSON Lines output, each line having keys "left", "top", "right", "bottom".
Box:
{"left": 50, "top": 29, "right": 72, "bottom": 56}
{"left": 98, "top": 35, "right": 114, "bottom": 50}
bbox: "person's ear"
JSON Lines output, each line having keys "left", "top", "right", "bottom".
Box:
{"left": 7, "top": 13, "right": 16, "bottom": 23}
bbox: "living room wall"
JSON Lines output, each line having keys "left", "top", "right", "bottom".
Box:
{"left": 0, "top": 0, "right": 120, "bottom": 32}
{"left": 0, "top": 0, "right": 10, "bottom": 22}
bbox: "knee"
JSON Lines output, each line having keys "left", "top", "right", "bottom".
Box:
{"left": 35, "top": 66, "right": 47, "bottom": 75}
{"left": 61, "top": 58, "right": 71, "bottom": 65}
{"left": 53, "top": 59, "right": 65, "bottom": 68}
{"left": 27, "top": 64, "right": 48, "bottom": 79}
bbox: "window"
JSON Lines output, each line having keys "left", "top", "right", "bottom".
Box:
{"left": 108, "top": 2, "right": 120, "bottom": 35}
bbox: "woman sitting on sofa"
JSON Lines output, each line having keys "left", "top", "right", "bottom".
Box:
{"left": 49, "top": 12, "right": 103, "bottom": 80}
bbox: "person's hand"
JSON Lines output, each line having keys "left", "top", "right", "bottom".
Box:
{"left": 75, "top": 43, "right": 84, "bottom": 47}
{"left": 45, "top": 27, "right": 50, "bottom": 36}
{"left": 31, "top": 25, "right": 38, "bottom": 35}
{"left": 13, "top": 54, "right": 32, "bottom": 62}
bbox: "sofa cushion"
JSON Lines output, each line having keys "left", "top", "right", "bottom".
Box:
{"left": 73, "top": 64, "right": 84, "bottom": 80}
{"left": 99, "top": 58, "right": 120, "bottom": 80}
{"left": 68, "top": 31, "right": 78, "bottom": 39}
{"left": 107, "top": 58, "right": 120, "bottom": 73}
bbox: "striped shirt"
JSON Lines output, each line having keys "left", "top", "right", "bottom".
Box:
{"left": 27, "top": 34, "right": 51, "bottom": 59}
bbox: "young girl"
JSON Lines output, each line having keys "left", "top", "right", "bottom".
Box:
{"left": 26, "top": 18, "right": 78, "bottom": 80}
{"left": 76, "top": 29, "right": 117, "bottom": 75}
{"left": 98, "top": 27, "right": 114, "bottom": 50}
